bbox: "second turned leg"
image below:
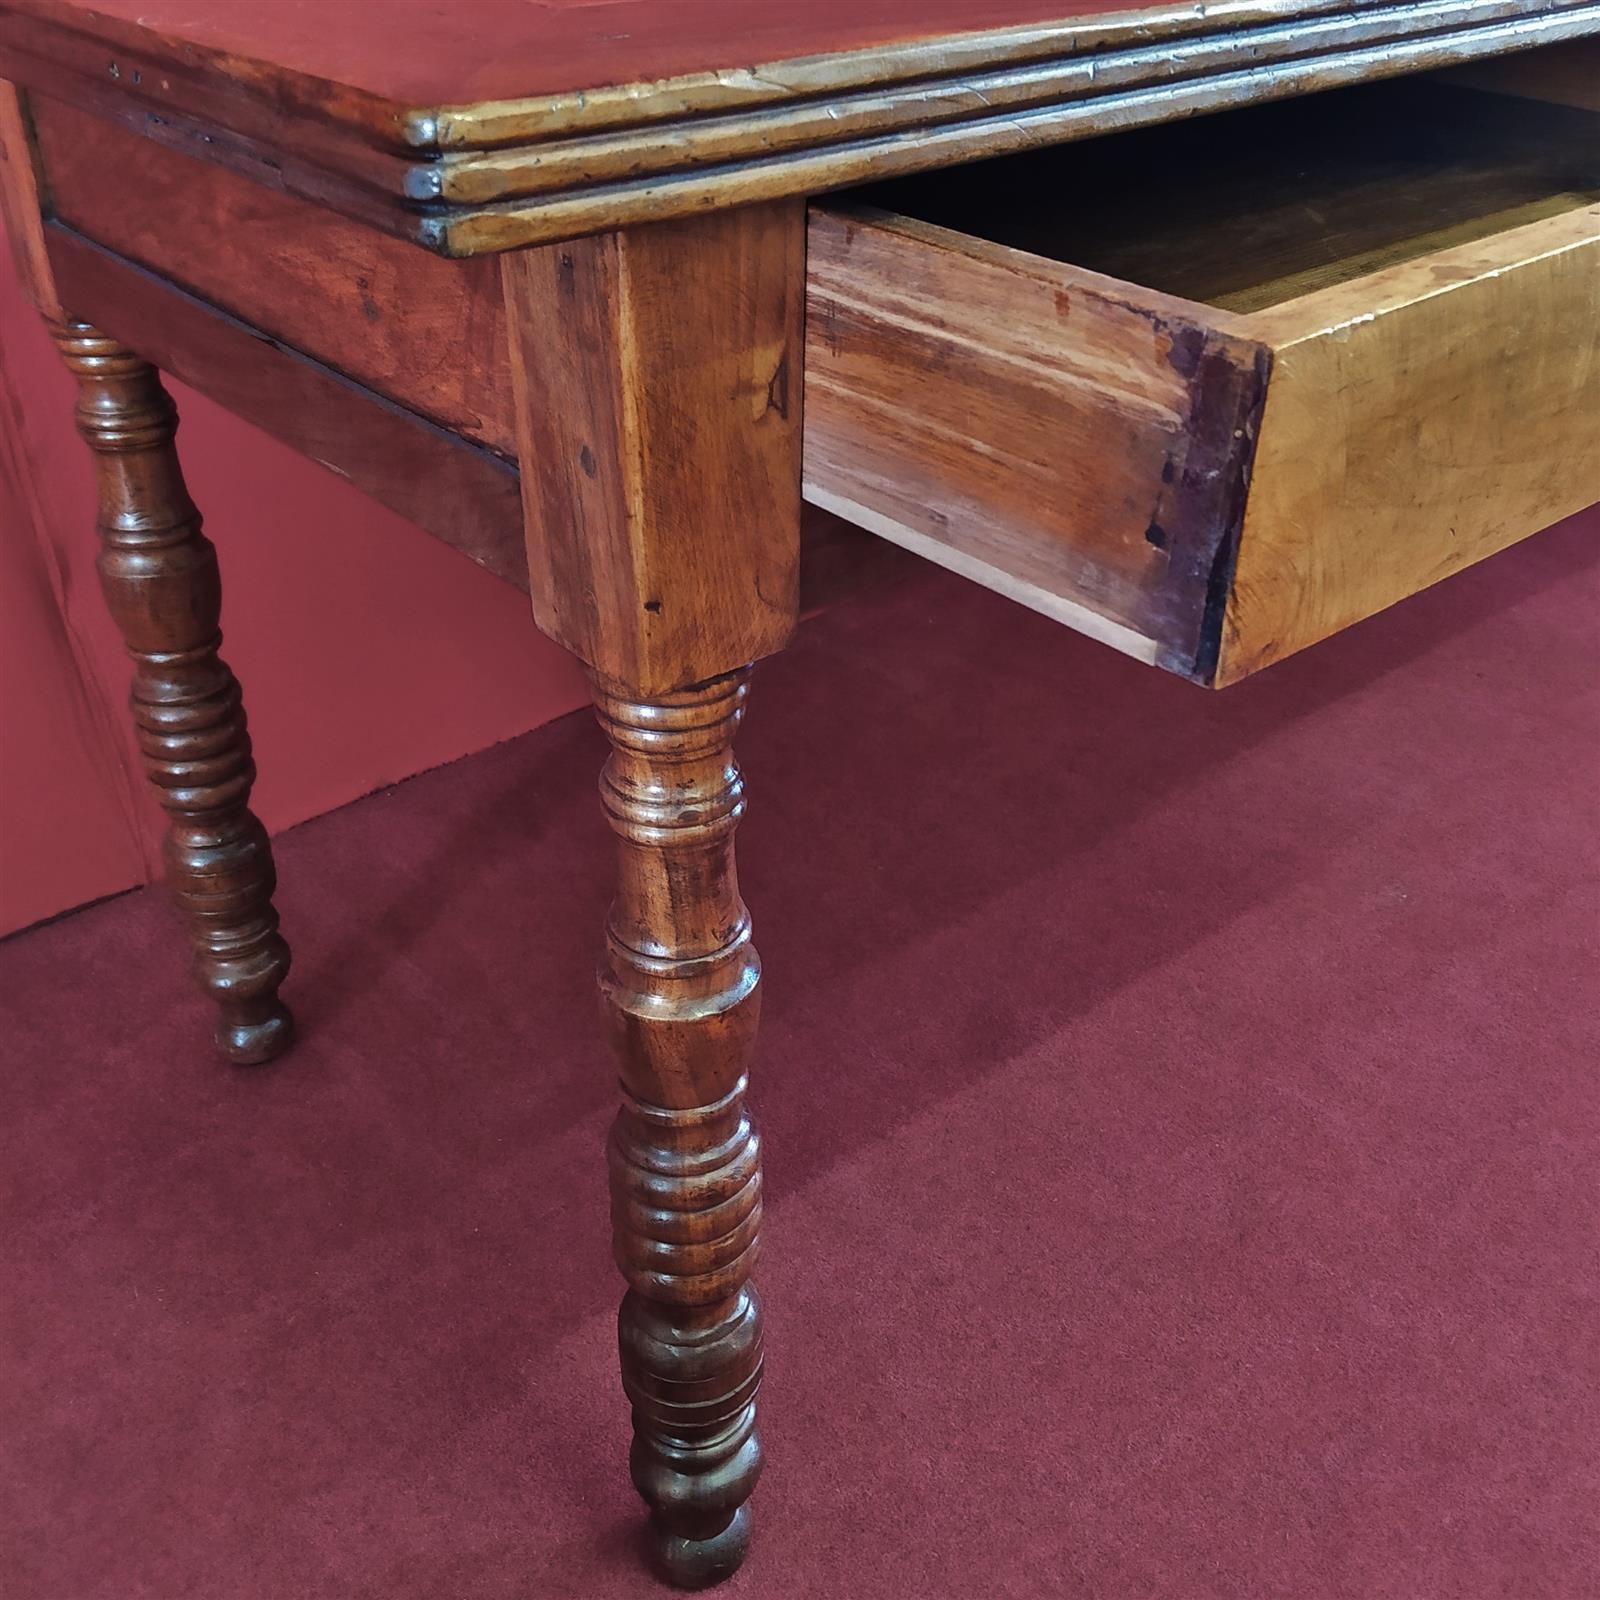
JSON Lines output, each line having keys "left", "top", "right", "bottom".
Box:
{"left": 51, "top": 319, "right": 292, "bottom": 1064}
{"left": 596, "top": 672, "right": 765, "bottom": 1586}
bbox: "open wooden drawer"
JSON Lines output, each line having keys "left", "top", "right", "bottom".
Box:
{"left": 804, "top": 75, "right": 1600, "bottom": 686}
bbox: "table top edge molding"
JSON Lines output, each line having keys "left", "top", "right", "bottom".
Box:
{"left": 2, "top": 0, "right": 1596, "bottom": 257}
{"left": 420, "top": 0, "right": 1414, "bottom": 147}
{"left": 426, "top": 4, "right": 1600, "bottom": 254}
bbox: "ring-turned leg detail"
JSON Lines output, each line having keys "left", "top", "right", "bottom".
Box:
{"left": 50, "top": 320, "right": 292, "bottom": 1065}
{"left": 594, "top": 670, "right": 765, "bottom": 1588}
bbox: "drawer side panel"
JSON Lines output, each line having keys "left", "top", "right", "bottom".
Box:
{"left": 803, "top": 208, "right": 1268, "bottom": 680}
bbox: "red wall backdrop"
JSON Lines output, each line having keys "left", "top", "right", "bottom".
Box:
{"left": 0, "top": 225, "right": 586, "bottom": 937}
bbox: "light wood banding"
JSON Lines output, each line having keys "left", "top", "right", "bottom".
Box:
{"left": 1220, "top": 206, "right": 1600, "bottom": 681}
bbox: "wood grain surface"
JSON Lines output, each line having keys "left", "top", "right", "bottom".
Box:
{"left": 44, "top": 214, "right": 875, "bottom": 612}
{"left": 1219, "top": 203, "right": 1600, "bottom": 681}
{"left": 44, "top": 223, "right": 527, "bottom": 588}
{"left": 433, "top": 11, "right": 1600, "bottom": 255}
{"left": 804, "top": 208, "right": 1267, "bottom": 679}
{"left": 503, "top": 202, "right": 804, "bottom": 692}
{"left": 49, "top": 320, "right": 293, "bottom": 1063}
{"left": 5, "top": 0, "right": 1596, "bottom": 254}
{"left": 30, "top": 94, "right": 516, "bottom": 448}
{"left": 0, "top": 0, "right": 1299, "bottom": 115}
{"left": 504, "top": 201, "right": 808, "bottom": 1585}
{"left": 809, "top": 76, "right": 1599, "bottom": 685}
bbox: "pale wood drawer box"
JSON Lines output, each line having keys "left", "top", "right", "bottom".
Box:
{"left": 803, "top": 78, "right": 1600, "bottom": 686}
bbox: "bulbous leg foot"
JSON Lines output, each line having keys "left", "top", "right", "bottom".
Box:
{"left": 216, "top": 1001, "right": 294, "bottom": 1066}
{"left": 650, "top": 1505, "right": 752, "bottom": 1590}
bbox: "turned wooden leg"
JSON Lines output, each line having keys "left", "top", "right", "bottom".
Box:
{"left": 501, "top": 198, "right": 804, "bottom": 1584}
{"left": 595, "top": 670, "right": 764, "bottom": 1587}
{"left": 51, "top": 319, "right": 292, "bottom": 1064}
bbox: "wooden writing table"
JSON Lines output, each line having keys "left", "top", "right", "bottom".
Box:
{"left": 2, "top": 1, "right": 1597, "bottom": 1585}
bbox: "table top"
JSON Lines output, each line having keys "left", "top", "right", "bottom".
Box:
{"left": 3, "top": 0, "right": 1596, "bottom": 253}
{"left": 7, "top": 0, "right": 1132, "bottom": 110}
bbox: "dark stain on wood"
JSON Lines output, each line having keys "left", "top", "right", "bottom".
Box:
{"left": 1192, "top": 344, "right": 1274, "bottom": 686}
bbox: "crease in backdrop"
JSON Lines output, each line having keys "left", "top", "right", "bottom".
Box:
{"left": 0, "top": 217, "right": 587, "bottom": 938}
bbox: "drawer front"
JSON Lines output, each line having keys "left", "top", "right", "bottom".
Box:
{"left": 804, "top": 77, "right": 1600, "bottom": 685}
{"left": 1222, "top": 207, "right": 1599, "bottom": 683}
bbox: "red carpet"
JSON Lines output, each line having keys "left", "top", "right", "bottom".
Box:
{"left": 3, "top": 511, "right": 1597, "bottom": 1599}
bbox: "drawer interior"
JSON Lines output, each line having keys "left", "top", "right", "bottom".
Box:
{"left": 844, "top": 76, "right": 1600, "bottom": 315}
